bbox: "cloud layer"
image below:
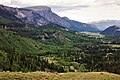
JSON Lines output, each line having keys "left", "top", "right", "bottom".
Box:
{"left": 0, "top": 0, "right": 120, "bottom": 22}
{"left": 1, "top": 0, "right": 120, "bottom": 7}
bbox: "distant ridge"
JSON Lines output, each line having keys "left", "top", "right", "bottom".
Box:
{"left": 90, "top": 20, "right": 120, "bottom": 30}
{"left": 100, "top": 25, "right": 120, "bottom": 36}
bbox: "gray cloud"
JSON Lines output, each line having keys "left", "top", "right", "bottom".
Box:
{"left": 117, "top": 4, "right": 120, "bottom": 6}
{"left": 50, "top": 5, "right": 89, "bottom": 12}
{"left": 1, "top": 0, "right": 120, "bottom": 7}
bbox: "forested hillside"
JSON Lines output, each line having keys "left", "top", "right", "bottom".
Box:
{"left": 0, "top": 23, "right": 120, "bottom": 74}
{"left": 0, "top": 4, "right": 119, "bottom": 74}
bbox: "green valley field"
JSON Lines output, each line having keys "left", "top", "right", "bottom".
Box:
{"left": 0, "top": 72, "right": 120, "bottom": 80}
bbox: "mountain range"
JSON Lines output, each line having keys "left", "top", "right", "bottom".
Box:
{"left": 101, "top": 25, "right": 120, "bottom": 36}
{"left": 0, "top": 5, "right": 99, "bottom": 32}
{"left": 90, "top": 20, "right": 120, "bottom": 30}
{"left": 62, "top": 17, "right": 99, "bottom": 32}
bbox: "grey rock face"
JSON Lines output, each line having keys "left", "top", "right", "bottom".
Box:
{"left": 18, "top": 8, "right": 48, "bottom": 26}
{"left": 25, "top": 6, "right": 71, "bottom": 28}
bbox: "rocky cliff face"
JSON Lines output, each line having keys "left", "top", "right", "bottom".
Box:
{"left": 0, "top": 5, "right": 70, "bottom": 27}
{"left": 0, "top": 5, "right": 49, "bottom": 26}
{"left": 18, "top": 8, "right": 48, "bottom": 26}
{"left": 25, "top": 6, "right": 71, "bottom": 28}
{"left": 101, "top": 25, "right": 120, "bottom": 35}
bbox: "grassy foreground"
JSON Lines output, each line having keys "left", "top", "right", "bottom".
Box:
{"left": 0, "top": 72, "right": 120, "bottom": 80}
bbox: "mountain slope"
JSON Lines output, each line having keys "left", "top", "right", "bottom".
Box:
{"left": 62, "top": 17, "right": 100, "bottom": 32}
{"left": 0, "top": 5, "right": 26, "bottom": 28}
{"left": 0, "top": 29, "right": 63, "bottom": 54}
{"left": 100, "top": 25, "right": 120, "bottom": 35}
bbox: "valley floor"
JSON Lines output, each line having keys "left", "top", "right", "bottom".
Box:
{"left": 0, "top": 72, "right": 120, "bottom": 80}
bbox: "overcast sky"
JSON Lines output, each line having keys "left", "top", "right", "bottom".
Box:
{"left": 0, "top": 0, "right": 120, "bottom": 23}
